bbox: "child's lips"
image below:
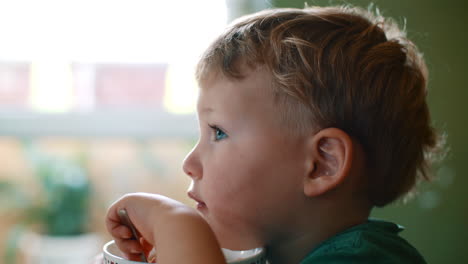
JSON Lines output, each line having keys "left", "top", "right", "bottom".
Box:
{"left": 196, "top": 202, "right": 207, "bottom": 210}
{"left": 188, "top": 191, "right": 207, "bottom": 210}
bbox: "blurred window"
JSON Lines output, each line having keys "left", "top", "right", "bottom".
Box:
{"left": 0, "top": 0, "right": 227, "bottom": 136}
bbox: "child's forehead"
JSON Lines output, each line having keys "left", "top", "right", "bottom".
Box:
{"left": 196, "top": 65, "right": 279, "bottom": 114}
{"left": 198, "top": 64, "right": 274, "bottom": 95}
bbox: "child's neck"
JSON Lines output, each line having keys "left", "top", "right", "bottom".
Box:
{"left": 266, "top": 201, "right": 371, "bottom": 264}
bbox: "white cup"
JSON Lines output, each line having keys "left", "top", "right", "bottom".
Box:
{"left": 103, "top": 240, "right": 266, "bottom": 264}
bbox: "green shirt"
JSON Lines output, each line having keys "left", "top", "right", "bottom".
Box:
{"left": 300, "top": 219, "right": 426, "bottom": 264}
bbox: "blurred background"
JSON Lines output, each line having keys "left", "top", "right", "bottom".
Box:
{"left": 0, "top": 0, "right": 465, "bottom": 263}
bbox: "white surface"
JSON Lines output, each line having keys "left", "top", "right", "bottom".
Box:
{"left": 0, "top": 110, "right": 198, "bottom": 138}
{"left": 20, "top": 232, "right": 101, "bottom": 264}
{"left": 103, "top": 240, "right": 266, "bottom": 264}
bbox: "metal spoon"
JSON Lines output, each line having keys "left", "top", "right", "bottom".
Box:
{"left": 118, "top": 208, "right": 148, "bottom": 262}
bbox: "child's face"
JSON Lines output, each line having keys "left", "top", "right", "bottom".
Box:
{"left": 183, "top": 66, "right": 310, "bottom": 249}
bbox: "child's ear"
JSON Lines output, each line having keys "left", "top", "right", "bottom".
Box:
{"left": 303, "top": 128, "right": 353, "bottom": 197}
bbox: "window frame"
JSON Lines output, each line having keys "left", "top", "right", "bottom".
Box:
{"left": 0, "top": 110, "right": 198, "bottom": 138}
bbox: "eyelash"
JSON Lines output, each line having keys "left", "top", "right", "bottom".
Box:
{"left": 208, "top": 124, "right": 228, "bottom": 141}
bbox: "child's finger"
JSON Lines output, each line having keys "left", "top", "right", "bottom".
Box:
{"left": 114, "top": 238, "right": 144, "bottom": 257}
{"left": 125, "top": 252, "right": 150, "bottom": 262}
{"left": 111, "top": 225, "right": 133, "bottom": 239}
{"left": 147, "top": 247, "right": 157, "bottom": 263}
{"left": 105, "top": 205, "right": 124, "bottom": 234}
{"left": 140, "top": 237, "right": 154, "bottom": 252}
{"left": 140, "top": 237, "right": 155, "bottom": 259}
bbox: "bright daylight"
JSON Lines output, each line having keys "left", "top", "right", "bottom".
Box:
{"left": 0, "top": 0, "right": 227, "bottom": 113}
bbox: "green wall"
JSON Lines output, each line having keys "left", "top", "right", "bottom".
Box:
{"left": 269, "top": 0, "right": 467, "bottom": 262}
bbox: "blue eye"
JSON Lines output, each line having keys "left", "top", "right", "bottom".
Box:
{"left": 209, "top": 125, "right": 228, "bottom": 141}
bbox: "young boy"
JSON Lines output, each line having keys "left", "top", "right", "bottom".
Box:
{"left": 105, "top": 5, "right": 440, "bottom": 264}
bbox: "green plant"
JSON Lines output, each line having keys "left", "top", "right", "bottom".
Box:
{"left": 0, "top": 146, "right": 92, "bottom": 262}
{"left": 31, "top": 154, "right": 91, "bottom": 235}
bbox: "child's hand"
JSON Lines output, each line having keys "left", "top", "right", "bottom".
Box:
{"left": 105, "top": 193, "right": 180, "bottom": 260}
{"left": 105, "top": 192, "right": 226, "bottom": 264}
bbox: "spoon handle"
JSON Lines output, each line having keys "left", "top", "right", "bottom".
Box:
{"left": 118, "top": 209, "right": 148, "bottom": 262}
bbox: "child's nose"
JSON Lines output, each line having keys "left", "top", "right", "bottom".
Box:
{"left": 182, "top": 145, "right": 202, "bottom": 179}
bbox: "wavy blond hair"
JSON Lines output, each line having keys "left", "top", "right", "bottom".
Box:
{"left": 196, "top": 6, "right": 443, "bottom": 207}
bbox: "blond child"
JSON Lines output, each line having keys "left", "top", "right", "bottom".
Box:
{"left": 106, "top": 5, "right": 441, "bottom": 264}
